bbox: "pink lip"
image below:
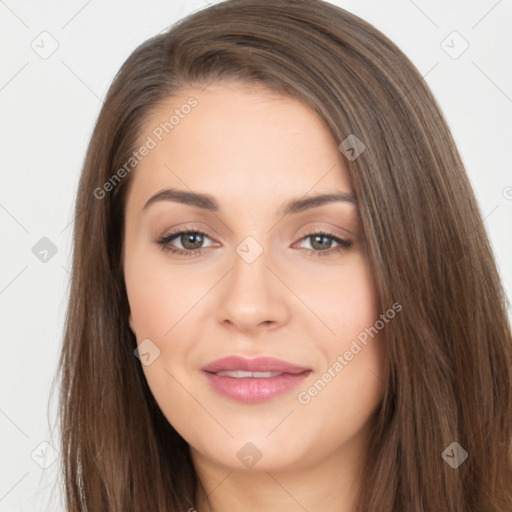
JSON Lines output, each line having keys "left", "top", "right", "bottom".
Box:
{"left": 201, "top": 356, "right": 311, "bottom": 403}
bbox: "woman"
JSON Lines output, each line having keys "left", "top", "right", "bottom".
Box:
{"left": 57, "top": 0, "right": 512, "bottom": 510}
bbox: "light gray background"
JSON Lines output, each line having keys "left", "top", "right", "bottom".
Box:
{"left": 1, "top": 0, "right": 511, "bottom": 510}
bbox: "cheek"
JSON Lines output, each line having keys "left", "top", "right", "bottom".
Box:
{"left": 300, "top": 255, "right": 385, "bottom": 409}
{"left": 124, "top": 253, "right": 203, "bottom": 435}
{"left": 305, "top": 254, "right": 379, "bottom": 342}
{"left": 338, "top": 262, "right": 385, "bottom": 384}
{"left": 125, "top": 248, "right": 207, "bottom": 339}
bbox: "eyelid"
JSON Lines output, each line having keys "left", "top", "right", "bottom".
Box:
{"left": 296, "top": 221, "right": 354, "bottom": 238}
{"left": 157, "top": 222, "right": 216, "bottom": 239}
{"left": 156, "top": 222, "right": 352, "bottom": 244}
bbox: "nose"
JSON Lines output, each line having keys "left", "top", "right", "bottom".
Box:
{"left": 215, "top": 242, "right": 291, "bottom": 333}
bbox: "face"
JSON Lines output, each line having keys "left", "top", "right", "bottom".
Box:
{"left": 123, "top": 81, "right": 386, "bottom": 475}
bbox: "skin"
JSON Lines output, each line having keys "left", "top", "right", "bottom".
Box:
{"left": 123, "top": 81, "right": 386, "bottom": 512}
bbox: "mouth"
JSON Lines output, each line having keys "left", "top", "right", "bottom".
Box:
{"left": 201, "top": 356, "right": 312, "bottom": 403}
{"left": 214, "top": 370, "right": 287, "bottom": 378}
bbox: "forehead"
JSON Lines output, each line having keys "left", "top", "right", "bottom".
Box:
{"left": 125, "top": 82, "right": 352, "bottom": 212}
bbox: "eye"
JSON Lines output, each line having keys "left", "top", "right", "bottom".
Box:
{"left": 155, "top": 227, "right": 352, "bottom": 258}
{"left": 155, "top": 228, "right": 215, "bottom": 257}
{"left": 295, "top": 230, "right": 352, "bottom": 257}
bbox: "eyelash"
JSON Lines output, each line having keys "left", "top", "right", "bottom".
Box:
{"left": 155, "top": 227, "right": 352, "bottom": 258}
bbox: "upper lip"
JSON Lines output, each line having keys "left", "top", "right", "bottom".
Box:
{"left": 201, "top": 356, "right": 310, "bottom": 375}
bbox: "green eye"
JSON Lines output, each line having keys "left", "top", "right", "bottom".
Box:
{"left": 156, "top": 229, "right": 352, "bottom": 258}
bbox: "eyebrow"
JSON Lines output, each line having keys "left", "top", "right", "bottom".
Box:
{"left": 142, "top": 188, "right": 357, "bottom": 215}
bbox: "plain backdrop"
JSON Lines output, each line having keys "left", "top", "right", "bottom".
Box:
{"left": 1, "top": 0, "right": 511, "bottom": 510}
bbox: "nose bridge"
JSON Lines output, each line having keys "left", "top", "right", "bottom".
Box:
{"left": 229, "top": 234, "right": 273, "bottom": 300}
{"left": 216, "top": 233, "right": 289, "bottom": 330}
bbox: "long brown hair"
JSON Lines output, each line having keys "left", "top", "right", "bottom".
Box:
{"left": 56, "top": 0, "right": 512, "bottom": 510}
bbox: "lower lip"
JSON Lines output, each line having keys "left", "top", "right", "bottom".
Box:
{"left": 203, "top": 370, "right": 311, "bottom": 403}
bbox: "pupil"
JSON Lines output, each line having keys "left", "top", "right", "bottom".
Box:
{"left": 183, "top": 233, "right": 203, "bottom": 249}
{"left": 312, "top": 234, "right": 330, "bottom": 250}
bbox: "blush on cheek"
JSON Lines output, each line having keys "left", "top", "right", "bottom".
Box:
{"left": 125, "top": 262, "right": 186, "bottom": 338}
{"left": 322, "top": 277, "right": 378, "bottom": 342}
